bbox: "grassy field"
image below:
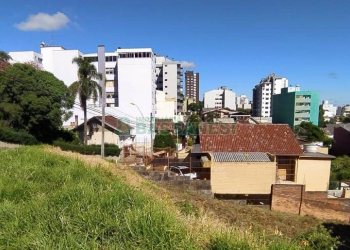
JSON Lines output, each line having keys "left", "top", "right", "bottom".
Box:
{"left": 0, "top": 146, "right": 339, "bottom": 249}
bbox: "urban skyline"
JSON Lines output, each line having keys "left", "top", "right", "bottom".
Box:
{"left": 1, "top": 0, "right": 349, "bottom": 105}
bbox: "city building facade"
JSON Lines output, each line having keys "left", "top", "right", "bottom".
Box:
{"left": 185, "top": 71, "right": 199, "bottom": 103}
{"left": 272, "top": 87, "right": 319, "bottom": 127}
{"left": 321, "top": 100, "right": 338, "bottom": 121}
{"left": 252, "top": 74, "right": 289, "bottom": 117}
{"left": 204, "top": 86, "right": 236, "bottom": 110}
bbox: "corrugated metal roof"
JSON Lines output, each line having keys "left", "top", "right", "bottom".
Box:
{"left": 212, "top": 152, "right": 272, "bottom": 162}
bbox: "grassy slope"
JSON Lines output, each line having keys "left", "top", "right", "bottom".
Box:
{"left": 0, "top": 147, "right": 330, "bottom": 249}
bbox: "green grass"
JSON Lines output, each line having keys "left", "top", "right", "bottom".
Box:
{"left": 0, "top": 146, "right": 339, "bottom": 249}
{"left": 0, "top": 147, "right": 196, "bottom": 249}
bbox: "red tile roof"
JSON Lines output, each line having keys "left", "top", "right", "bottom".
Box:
{"left": 200, "top": 123, "right": 303, "bottom": 155}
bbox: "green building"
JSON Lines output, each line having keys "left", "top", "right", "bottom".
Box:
{"left": 272, "top": 87, "right": 319, "bottom": 127}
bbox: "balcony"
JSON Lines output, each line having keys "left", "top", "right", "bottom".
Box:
{"left": 295, "top": 112, "right": 310, "bottom": 118}
{"left": 295, "top": 105, "right": 310, "bottom": 111}
{"left": 296, "top": 97, "right": 311, "bottom": 103}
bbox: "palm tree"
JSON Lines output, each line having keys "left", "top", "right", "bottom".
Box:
{"left": 69, "top": 56, "right": 102, "bottom": 144}
{"left": 0, "top": 51, "right": 11, "bottom": 62}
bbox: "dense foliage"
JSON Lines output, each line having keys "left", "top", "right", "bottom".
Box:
{"left": 53, "top": 140, "right": 121, "bottom": 156}
{"left": 0, "top": 63, "right": 73, "bottom": 142}
{"left": 153, "top": 130, "right": 176, "bottom": 149}
{"left": 294, "top": 121, "right": 332, "bottom": 146}
{"left": 330, "top": 156, "right": 350, "bottom": 182}
{"left": 0, "top": 125, "right": 38, "bottom": 145}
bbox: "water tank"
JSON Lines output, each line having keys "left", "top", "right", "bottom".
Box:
{"left": 304, "top": 144, "right": 318, "bottom": 153}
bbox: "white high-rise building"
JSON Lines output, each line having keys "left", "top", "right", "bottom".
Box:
{"left": 8, "top": 51, "right": 43, "bottom": 68}
{"left": 155, "top": 56, "right": 183, "bottom": 113}
{"left": 322, "top": 100, "right": 337, "bottom": 121}
{"left": 204, "top": 86, "right": 236, "bottom": 110}
{"left": 252, "top": 73, "right": 289, "bottom": 117}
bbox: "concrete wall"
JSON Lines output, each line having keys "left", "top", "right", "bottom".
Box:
{"left": 88, "top": 129, "right": 120, "bottom": 146}
{"left": 211, "top": 162, "right": 276, "bottom": 194}
{"left": 296, "top": 158, "right": 331, "bottom": 191}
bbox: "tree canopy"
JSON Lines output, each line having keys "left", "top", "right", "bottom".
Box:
{"left": 330, "top": 156, "right": 350, "bottom": 182}
{"left": 294, "top": 122, "right": 327, "bottom": 142}
{"left": 0, "top": 63, "right": 73, "bottom": 142}
{"left": 153, "top": 130, "right": 175, "bottom": 149}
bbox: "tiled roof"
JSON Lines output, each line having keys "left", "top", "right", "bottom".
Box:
{"left": 155, "top": 119, "right": 174, "bottom": 131}
{"left": 212, "top": 152, "right": 271, "bottom": 162}
{"left": 200, "top": 123, "right": 303, "bottom": 155}
{"left": 96, "top": 116, "right": 131, "bottom": 133}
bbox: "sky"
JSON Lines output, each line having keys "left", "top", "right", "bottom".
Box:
{"left": 1, "top": 0, "right": 349, "bottom": 105}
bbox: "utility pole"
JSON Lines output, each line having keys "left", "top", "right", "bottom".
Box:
{"left": 98, "top": 45, "right": 106, "bottom": 158}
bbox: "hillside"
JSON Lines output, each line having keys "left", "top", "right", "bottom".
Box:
{"left": 0, "top": 146, "right": 339, "bottom": 249}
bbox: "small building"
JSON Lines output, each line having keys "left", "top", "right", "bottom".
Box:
{"left": 75, "top": 115, "right": 132, "bottom": 147}
{"left": 199, "top": 123, "right": 334, "bottom": 198}
{"left": 272, "top": 87, "right": 319, "bottom": 127}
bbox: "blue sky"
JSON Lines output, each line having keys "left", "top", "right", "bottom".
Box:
{"left": 1, "top": 0, "right": 349, "bottom": 105}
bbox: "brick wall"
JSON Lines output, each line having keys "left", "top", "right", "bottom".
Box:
{"left": 271, "top": 184, "right": 350, "bottom": 223}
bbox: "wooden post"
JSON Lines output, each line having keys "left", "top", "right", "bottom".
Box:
{"left": 298, "top": 185, "right": 304, "bottom": 215}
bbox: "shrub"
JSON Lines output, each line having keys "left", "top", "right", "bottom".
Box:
{"left": 0, "top": 125, "right": 38, "bottom": 145}
{"left": 53, "top": 140, "right": 121, "bottom": 157}
{"left": 295, "top": 225, "right": 340, "bottom": 249}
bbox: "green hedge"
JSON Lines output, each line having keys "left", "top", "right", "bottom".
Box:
{"left": 53, "top": 140, "right": 121, "bottom": 157}
{"left": 0, "top": 126, "right": 38, "bottom": 145}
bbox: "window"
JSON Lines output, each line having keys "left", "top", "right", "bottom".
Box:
{"left": 165, "top": 86, "right": 168, "bottom": 88}
{"left": 165, "top": 79, "right": 168, "bottom": 81}
{"left": 165, "top": 72, "right": 167, "bottom": 74}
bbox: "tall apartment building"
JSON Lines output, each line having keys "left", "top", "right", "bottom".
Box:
{"left": 116, "top": 48, "right": 156, "bottom": 120}
{"left": 252, "top": 74, "right": 289, "bottom": 117}
{"left": 272, "top": 87, "right": 319, "bottom": 127}
{"left": 204, "top": 86, "right": 236, "bottom": 110}
{"left": 185, "top": 71, "right": 199, "bottom": 103}
{"left": 155, "top": 56, "right": 183, "bottom": 113}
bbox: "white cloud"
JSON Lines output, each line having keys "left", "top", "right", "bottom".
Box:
{"left": 178, "top": 61, "right": 196, "bottom": 68}
{"left": 16, "top": 12, "right": 70, "bottom": 31}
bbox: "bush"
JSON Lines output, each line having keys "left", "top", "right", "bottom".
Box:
{"left": 53, "top": 140, "right": 121, "bottom": 157}
{"left": 295, "top": 225, "right": 340, "bottom": 249}
{"left": 0, "top": 125, "right": 38, "bottom": 145}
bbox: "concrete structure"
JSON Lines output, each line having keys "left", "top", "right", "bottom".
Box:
{"left": 211, "top": 152, "right": 276, "bottom": 195}
{"left": 155, "top": 56, "right": 183, "bottom": 112}
{"left": 322, "top": 100, "right": 337, "bottom": 121}
{"left": 155, "top": 90, "right": 176, "bottom": 118}
{"left": 252, "top": 73, "right": 289, "bottom": 117}
{"left": 272, "top": 87, "right": 319, "bottom": 127}
{"left": 182, "top": 97, "right": 196, "bottom": 112}
{"left": 235, "top": 95, "right": 251, "bottom": 110}
{"left": 341, "top": 105, "right": 350, "bottom": 117}
{"left": 8, "top": 51, "right": 43, "bottom": 68}
{"left": 185, "top": 71, "right": 199, "bottom": 103}
{"left": 204, "top": 86, "right": 236, "bottom": 110}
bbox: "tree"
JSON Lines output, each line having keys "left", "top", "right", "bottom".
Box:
{"left": 188, "top": 102, "right": 201, "bottom": 112}
{"left": 0, "top": 51, "right": 11, "bottom": 71}
{"left": 294, "top": 122, "right": 327, "bottom": 143}
{"left": 0, "top": 63, "right": 73, "bottom": 142}
{"left": 318, "top": 104, "right": 326, "bottom": 127}
{"left": 330, "top": 156, "right": 350, "bottom": 182}
{"left": 69, "top": 57, "right": 102, "bottom": 144}
{"left": 0, "top": 51, "right": 11, "bottom": 62}
{"left": 153, "top": 130, "right": 175, "bottom": 149}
